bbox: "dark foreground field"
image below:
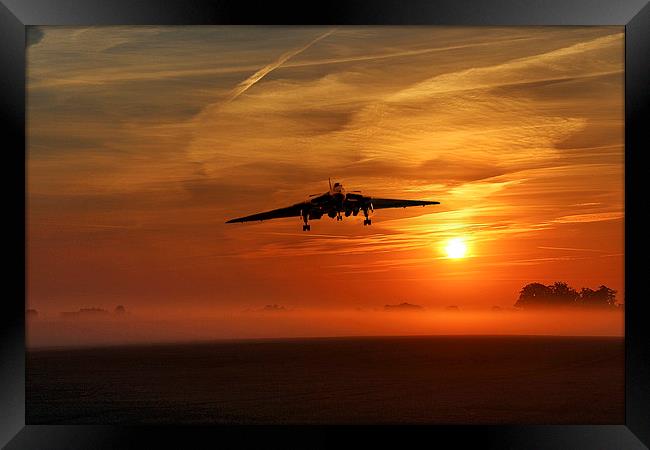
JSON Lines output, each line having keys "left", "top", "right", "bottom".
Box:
{"left": 27, "top": 335, "right": 623, "bottom": 424}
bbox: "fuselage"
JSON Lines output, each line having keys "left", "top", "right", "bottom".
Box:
{"left": 305, "top": 182, "right": 368, "bottom": 220}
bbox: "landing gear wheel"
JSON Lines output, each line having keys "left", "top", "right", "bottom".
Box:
{"left": 363, "top": 219, "right": 372, "bottom": 226}
{"left": 302, "top": 224, "right": 311, "bottom": 231}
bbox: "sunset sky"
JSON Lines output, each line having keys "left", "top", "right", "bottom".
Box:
{"left": 26, "top": 26, "right": 624, "bottom": 342}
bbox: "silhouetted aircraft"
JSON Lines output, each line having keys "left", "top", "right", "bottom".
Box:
{"left": 226, "top": 179, "right": 440, "bottom": 231}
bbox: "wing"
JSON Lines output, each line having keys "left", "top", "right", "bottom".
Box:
{"left": 226, "top": 202, "right": 305, "bottom": 223}
{"left": 370, "top": 198, "right": 440, "bottom": 210}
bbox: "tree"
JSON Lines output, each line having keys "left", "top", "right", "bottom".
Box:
{"left": 515, "top": 281, "right": 617, "bottom": 309}
{"left": 549, "top": 281, "right": 579, "bottom": 306}
{"left": 515, "top": 283, "right": 553, "bottom": 308}
{"left": 579, "top": 285, "right": 617, "bottom": 308}
{"left": 595, "top": 285, "right": 617, "bottom": 307}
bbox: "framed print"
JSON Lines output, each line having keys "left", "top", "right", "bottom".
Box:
{"left": 1, "top": 0, "right": 649, "bottom": 448}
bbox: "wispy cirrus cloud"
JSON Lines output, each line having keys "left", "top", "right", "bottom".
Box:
{"left": 552, "top": 212, "right": 624, "bottom": 223}
{"left": 225, "top": 29, "right": 335, "bottom": 103}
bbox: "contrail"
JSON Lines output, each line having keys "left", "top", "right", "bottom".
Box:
{"left": 226, "top": 29, "right": 335, "bottom": 103}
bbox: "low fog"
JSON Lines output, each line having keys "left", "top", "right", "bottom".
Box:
{"left": 27, "top": 306, "right": 624, "bottom": 349}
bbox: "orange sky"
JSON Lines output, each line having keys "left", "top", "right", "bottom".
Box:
{"left": 26, "top": 26, "right": 624, "bottom": 341}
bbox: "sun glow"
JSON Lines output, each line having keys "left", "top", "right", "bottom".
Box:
{"left": 445, "top": 238, "right": 468, "bottom": 259}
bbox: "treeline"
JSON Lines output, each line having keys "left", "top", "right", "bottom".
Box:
{"left": 514, "top": 282, "right": 619, "bottom": 309}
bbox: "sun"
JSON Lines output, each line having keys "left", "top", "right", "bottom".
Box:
{"left": 445, "top": 238, "right": 468, "bottom": 259}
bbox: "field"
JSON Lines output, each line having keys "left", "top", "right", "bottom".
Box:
{"left": 26, "top": 335, "right": 623, "bottom": 424}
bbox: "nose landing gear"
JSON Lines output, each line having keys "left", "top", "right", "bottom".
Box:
{"left": 301, "top": 210, "right": 311, "bottom": 231}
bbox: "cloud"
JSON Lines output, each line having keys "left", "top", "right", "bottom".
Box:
{"left": 387, "top": 33, "right": 622, "bottom": 102}
{"left": 552, "top": 212, "right": 623, "bottom": 223}
{"left": 225, "top": 29, "right": 335, "bottom": 103}
{"left": 537, "top": 246, "right": 605, "bottom": 253}
{"left": 26, "top": 27, "right": 625, "bottom": 312}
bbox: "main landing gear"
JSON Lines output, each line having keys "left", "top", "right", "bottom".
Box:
{"left": 301, "top": 211, "right": 311, "bottom": 231}
{"left": 302, "top": 224, "right": 311, "bottom": 231}
{"left": 362, "top": 207, "right": 372, "bottom": 226}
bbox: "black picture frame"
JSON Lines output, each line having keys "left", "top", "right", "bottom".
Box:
{"left": 1, "top": 1, "right": 648, "bottom": 448}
